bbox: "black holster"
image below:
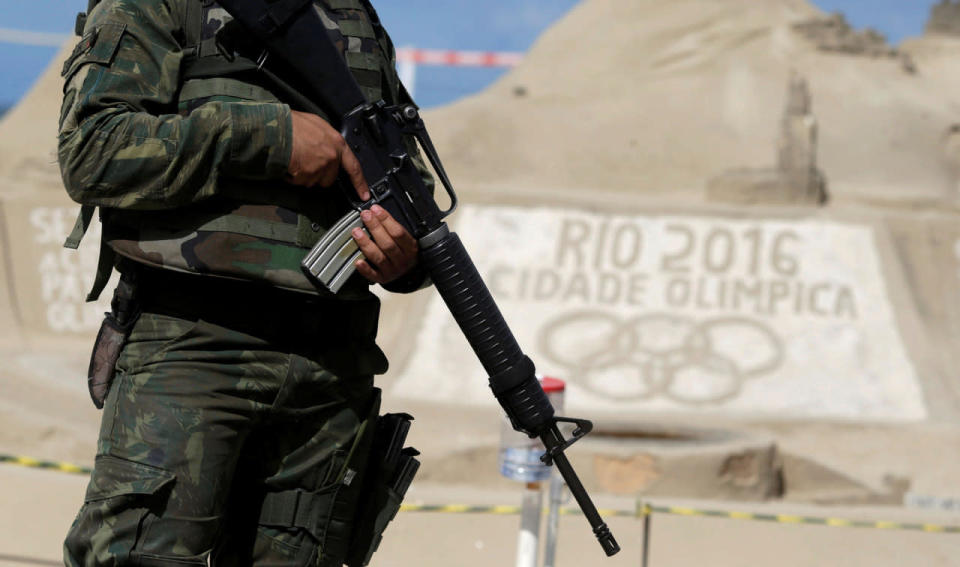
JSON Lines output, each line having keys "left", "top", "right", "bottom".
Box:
{"left": 87, "top": 270, "right": 140, "bottom": 409}
{"left": 346, "top": 412, "right": 420, "bottom": 567}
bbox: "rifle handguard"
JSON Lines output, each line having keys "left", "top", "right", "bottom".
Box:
{"left": 418, "top": 232, "right": 553, "bottom": 436}
{"left": 488, "top": 356, "right": 554, "bottom": 437}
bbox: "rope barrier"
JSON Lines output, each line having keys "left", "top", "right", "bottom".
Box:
{"left": 399, "top": 504, "right": 634, "bottom": 517}
{"left": 637, "top": 502, "right": 960, "bottom": 534}
{"left": 0, "top": 454, "right": 91, "bottom": 475}
{"left": 2, "top": 454, "right": 958, "bottom": 534}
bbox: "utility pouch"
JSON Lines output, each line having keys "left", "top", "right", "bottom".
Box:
{"left": 259, "top": 389, "right": 383, "bottom": 567}
{"left": 346, "top": 413, "right": 420, "bottom": 567}
{"left": 87, "top": 272, "right": 139, "bottom": 409}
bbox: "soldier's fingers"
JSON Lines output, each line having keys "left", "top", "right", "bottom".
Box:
{"left": 360, "top": 210, "right": 402, "bottom": 261}
{"left": 355, "top": 259, "right": 384, "bottom": 284}
{"left": 352, "top": 226, "right": 390, "bottom": 268}
{"left": 371, "top": 205, "right": 418, "bottom": 255}
{"left": 341, "top": 146, "right": 370, "bottom": 201}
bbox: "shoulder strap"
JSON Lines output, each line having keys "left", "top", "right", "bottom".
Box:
{"left": 64, "top": 205, "right": 96, "bottom": 250}
{"left": 63, "top": 205, "right": 115, "bottom": 302}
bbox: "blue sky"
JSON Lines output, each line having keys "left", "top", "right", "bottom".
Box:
{"left": 0, "top": 0, "right": 942, "bottom": 111}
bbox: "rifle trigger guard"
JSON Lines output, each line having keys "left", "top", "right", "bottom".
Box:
{"left": 540, "top": 417, "right": 593, "bottom": 466}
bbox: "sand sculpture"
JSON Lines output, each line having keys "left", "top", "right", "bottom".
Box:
{"left": 2, "top": 0, "right": 956, "bottom": 418}
{"left": 792, "top": 13, "right": 898, "bottom": 58}
{"left": 396, "top": 0, "right": 960, "bottom": 440}
{"left": 425, "top": 0, "right": 958, "bottom": 207}
{"left": 927, "top": 0, "right": 960, "bottom": 36}
{"left": 791, "top": 12, "right": 916, "bottom": 74}
{"left": 707, "top": 73, "right": 827, "bottom": 205}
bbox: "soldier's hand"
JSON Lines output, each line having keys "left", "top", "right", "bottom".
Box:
{"left": 352, "top": 205, "right": 419, "bottom": 284}
{"left": 287, "top": 110, "right": 370, "bottom": 200}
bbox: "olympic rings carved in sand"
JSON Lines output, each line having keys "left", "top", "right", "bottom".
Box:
{"left": 537, "top": 311, "right": 784, "bottom": 405}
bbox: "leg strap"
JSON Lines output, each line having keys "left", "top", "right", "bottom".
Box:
{"left": 259, "top": 488, "right": 337, "bottom": 533}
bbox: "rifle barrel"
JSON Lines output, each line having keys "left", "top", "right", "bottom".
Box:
{"left": 542, "top": 427, "right": 621, "bottom": 557}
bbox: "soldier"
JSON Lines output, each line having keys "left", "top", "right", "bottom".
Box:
{"left": 59, "top": 0, "right": 430, "bottom": 565}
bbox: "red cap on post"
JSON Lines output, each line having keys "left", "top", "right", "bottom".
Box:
{"left": 539, "top": 376, "right": 565, "bottom": 393}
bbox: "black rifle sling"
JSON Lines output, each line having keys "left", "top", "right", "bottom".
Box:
{"left": 215, "top": 0, "right": 369, "bottom": 122}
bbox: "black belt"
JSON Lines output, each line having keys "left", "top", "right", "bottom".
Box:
{"left": 121, "top": 261, "right": 381, "bottom": 350}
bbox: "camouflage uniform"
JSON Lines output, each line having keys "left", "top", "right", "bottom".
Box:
{"left": 59, "top": 1, "right": 426, "bottom": 564}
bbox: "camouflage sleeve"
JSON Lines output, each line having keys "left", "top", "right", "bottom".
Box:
{"left": 58, "top": 0, "right": 292, "bottom": 211}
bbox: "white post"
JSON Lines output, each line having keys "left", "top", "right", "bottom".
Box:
{"left": 397, "top": 46, "right": 418, "bottom": 99}
{"left": 542, "top": 472, "right": 564, "bottom": 567}
{"left": 500, "top": 377, "right": 565, "bottom": 567}
{"left": 516, "top": 482, "right": 542, "bottom": 567}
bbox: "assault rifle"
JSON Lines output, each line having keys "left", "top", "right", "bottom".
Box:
{"left": 216, "top": 0, "right": 619, "bottom": 557}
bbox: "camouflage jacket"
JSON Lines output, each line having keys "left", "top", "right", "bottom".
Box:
{"left": 59, "top": 0, "right": 432, "bottom": 299}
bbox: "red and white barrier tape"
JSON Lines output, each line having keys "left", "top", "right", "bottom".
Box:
{"left": 396, "top": 47, "right": 523, "bottom": 68}
{"left": 0, "top": 28, "right": 526, "bottom": 69}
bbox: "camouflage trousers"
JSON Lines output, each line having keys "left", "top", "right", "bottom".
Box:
{"left": 64, "top": 310, "right": 383, "bottom": 566}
